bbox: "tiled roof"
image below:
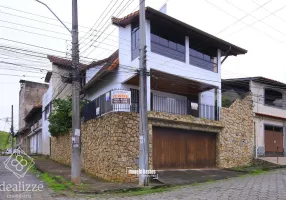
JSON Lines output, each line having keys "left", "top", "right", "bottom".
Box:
{"left": 84, "top": 50, "right": 119, "bottom": 70}
{"left": 47, "top": 55, "right": 87, "bottom": 69}
{"left": 112, "top": 10, "right": 139, "bottom": 26}
{"left": 82, "top": 51, "right": 119, "bottom": 91}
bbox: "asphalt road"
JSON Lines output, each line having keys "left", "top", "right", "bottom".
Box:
{"left": 0, "top": 155, "right": 54, "bottom": 200}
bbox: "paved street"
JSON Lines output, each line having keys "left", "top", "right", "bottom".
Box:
{"left": 1, "top": 155, "right": 286, "bottom": 200}
{"left": 99, "top": 169, "right": 286, "bottom": 200}
{"left": 0, "top": 156, "right": 54, "bottom": 200}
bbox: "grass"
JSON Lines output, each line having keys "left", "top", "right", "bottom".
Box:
{"left": 15, "top": 155, "right": 72, "bottom": 193}
{"left": 0, "top": 131, "right": 14, "bottom": 151}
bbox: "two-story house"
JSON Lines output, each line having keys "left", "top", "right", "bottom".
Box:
{"left": 42, "top": 56, "right": 86, "bottom": 155}
{"left": 80, "top": 7, "right": 247, "bottom": 171}
{"left": 222, "top": 77, "right": 286, "bottom": 157}
{"left": 16, "top": 80, "right": 48, "bottom": 153}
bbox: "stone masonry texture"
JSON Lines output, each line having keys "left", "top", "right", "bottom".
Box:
{"left": 50, "top": 94, "right": 254, "bottom": 182}
{"left": 218, "top": 94, "right": 254, "bottom": 168}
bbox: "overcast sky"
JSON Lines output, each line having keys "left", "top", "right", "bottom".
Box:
{"left": 1, "top": 0, "right": 286, "bottom": 132}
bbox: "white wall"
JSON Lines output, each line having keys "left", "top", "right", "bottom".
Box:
{"left": 86, "top": 19, "right": 223, "bottom": 113}
{"left": 86, "top": 64, "right": 104, "bottom": 84}
{"left": 251, "top": 81, "right": 286, "bottom": 119}
{"left": 85, "top": 70, "right": 134, "bottom": 101}
{"left": 42, "top": 79, "right": 52, "bottom": 155}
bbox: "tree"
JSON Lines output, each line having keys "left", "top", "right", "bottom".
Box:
{"left": 48, "top": 98, "right": 72, "bottom": 137}
{"left": 48, "top": 98, "right": 89, "bottom": 137}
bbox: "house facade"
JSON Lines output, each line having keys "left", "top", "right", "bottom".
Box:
{"left": 17, "top": 80, "right": 48, "bottom": 154}
{"left": 42, "top": 56, "right": 86, "bottom": 155}
{"left": 77, "top": 6, "right": 248, "bottom": 175}
{"left": 82, "top": 7, "right": 247, "bottom": 119}
{"left": 25, "top": 105, "right": 43, "bottom": 154}
{"left": 222, "top": 77, "right": 286, "bottom": 157}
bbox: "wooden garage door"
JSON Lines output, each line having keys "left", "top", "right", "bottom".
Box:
{"left": 152, "top": 127, "right": 216, "bottom": 169}
{"left": 265, "top": 125, "right": 283, "bottom": 156}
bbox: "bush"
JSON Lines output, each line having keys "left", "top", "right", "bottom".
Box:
{"left": 48, "top": 98, "right": 72, "bottom": 137}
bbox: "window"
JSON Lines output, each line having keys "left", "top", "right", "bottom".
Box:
{"left": 44, "top": 105, "right": 50, "bottom": 120}
{"left": 189, "top": 47, "right": 217, "bottom": 72}
{"left": 150, "top": 22, "right": 185, "bottom": 62}
{"left": 44, "top": 103, "right": 52, "bottom": 120}
{"left": 264, "top": 89, "right": 283, "bottom": 108}
{"left": 131, "top": 23, "right": 139, "bottom": 60}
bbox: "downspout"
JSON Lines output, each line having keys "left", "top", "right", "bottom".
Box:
{"left": 221, "top": 46, "right": 231, "bottom": 64}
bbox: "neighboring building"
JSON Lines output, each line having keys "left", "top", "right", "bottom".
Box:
{"left": 77, "top": 6, "right": 248, "bottom": 174}
{"left": 222, "top": 77, "right": 286, "bottom": 157}
{"left": 16, "top": 80, "right": 48, "bottom": 153}
{"left": 25, "top": 105, "right": 43, "bottom": 154}
{"left": 42, "top": 56, "right": 86, "bottom": 155}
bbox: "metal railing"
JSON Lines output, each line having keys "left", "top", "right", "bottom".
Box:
{"left": 82, "top": 90, "right": 220, "bottom": 122}
{"left": 152, "top": 95, "right": 220, "bottom": 120}
{"left": 82, "top": 89, "right": 139, "bottom": 122}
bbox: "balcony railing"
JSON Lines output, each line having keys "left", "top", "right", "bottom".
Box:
{"left": 152, "top": 95, "right": 219, "bottom": 120}
{"left": 151, "top": 34, "right": 185, "bottom": 62}
{"left": 189, "top": 49, "right": 217, "bottom": 72}
{"left": 82, "top": 90, "right": 220, "bottom": 122}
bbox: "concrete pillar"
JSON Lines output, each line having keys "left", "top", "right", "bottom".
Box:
{"left": 217, "top": 49, "right": 222, "bottom": 108}
{"left": 185, "top": 36, "right": 189, "bottom": 64}
{"left": 282, "top": 93, "right": 286, "bottom": 110}
{"left": 146, "top": 20, "right": 151, "bottom": 111}
{"left": 283, "top": 124, "right": 286, "bottom": 156}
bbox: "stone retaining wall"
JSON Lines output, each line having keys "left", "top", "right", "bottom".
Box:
{"left": 50, "top": 132, "right": 72, "bottom": 166}
{"left": 218, "top": 94, "right": 254, "bottom": 168}
{"left": 50, "top": 95, "right": 254, "bottom": 182}
{"left": 81, "top": 112, "right": 139, "bottom": 182}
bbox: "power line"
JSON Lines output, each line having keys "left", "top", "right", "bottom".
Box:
{"left": 79, "top": 0, "right": 117, "bottom": 43}
{"left": 80, "top": 0, "right": 130, "bottom": 53}
{"left": 0, "top": 25, "right": 70, "bottom": 41}
{"left": 83, "top": 0, "right": 136, "bottom": 57}
{"left": 0, "top": 19, "right": 70, "bottom": 36}
{"left": 0, "top": 4, "right": 91, "bottom": 30}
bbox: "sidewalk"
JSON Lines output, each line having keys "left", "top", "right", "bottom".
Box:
{"left": 33, "top": 156, "right": 162, "bottom": 194}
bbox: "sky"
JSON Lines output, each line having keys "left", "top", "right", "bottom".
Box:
{"left": 0, "top": 0, "right": 286, "bottom": 132}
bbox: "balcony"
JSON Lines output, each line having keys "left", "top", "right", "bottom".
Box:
{"left": 189, "top": 49, "right": 218, "bottom": 72}
{"left": 82, "top": 89, "right": 220, "bottom": 122}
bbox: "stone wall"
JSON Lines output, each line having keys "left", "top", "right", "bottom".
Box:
{"left": 81, "top": 112, "right": 139, "bottom": 182}
{"left": 50, "top": 132, "right": 72, "bottom": 166}
{"left": 50, "top": 96, "right": 254, "bottom": 182}
{"left": 218, "top": 94, "right": 254, "bottom": 168}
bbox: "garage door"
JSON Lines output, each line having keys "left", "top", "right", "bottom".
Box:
{"left": 152, "top": 127, "right": 216, "bottom": 169}
{"left": 265, "top": 125, "right": 284, "bottom": 156}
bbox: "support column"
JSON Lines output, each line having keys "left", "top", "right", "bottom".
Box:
{"left": 284, "top": 125, "right": 286, "bottom": 157}
{"left": 185, "top": 36, "right": 189, "bottom": 64}
{"left": 147, "top": 76, "right": 151, "bottom": 111}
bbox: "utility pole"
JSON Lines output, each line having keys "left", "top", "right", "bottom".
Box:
{"left": 11, "top": 105, "right": 14, "bottom": 152}
{"left": 35, "top": 0, "right": 81, "bottom": 184}
{"left": 138, "top": 0, "right": 149, "bottom": 186}
{"left": 71, "top": 0, "right": 81, "bottom": 185}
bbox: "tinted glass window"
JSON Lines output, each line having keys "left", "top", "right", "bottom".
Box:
{"left": 150, "top": 21, "right": 185, "bottom": 62}
{"left": 131, "top": 23, "right": 139, "bottom": 60}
